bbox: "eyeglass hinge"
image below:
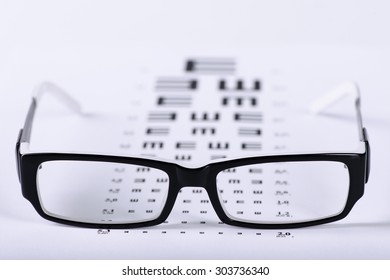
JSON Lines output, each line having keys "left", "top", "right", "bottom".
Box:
{"left": 362, "top": 128, "right": 370, "bottom": 183}
{"left": 15, "top": 129, "right": 23, "bottom": 183}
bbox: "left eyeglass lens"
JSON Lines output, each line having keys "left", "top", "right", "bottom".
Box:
{"left": 36, "top": 160, "right": 170, "bottom": 224}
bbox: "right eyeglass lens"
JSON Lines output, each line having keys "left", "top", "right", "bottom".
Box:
{"left": 36, "top": 160, "right": 170, "bottom": 224}
{"left": 216, "top": 161, "right": 350, "bottom": 224}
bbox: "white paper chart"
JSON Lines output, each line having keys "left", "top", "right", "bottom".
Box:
{"left": 1, "top": 48, "right": 390, "bottom": 259}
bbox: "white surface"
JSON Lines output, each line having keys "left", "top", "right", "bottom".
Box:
{"left": 1, "top": 1, "right": 390, "bottom": 259}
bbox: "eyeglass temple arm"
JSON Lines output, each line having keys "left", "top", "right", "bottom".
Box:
{"left": 16, "top": 82, "right": 83, "bottom": 182}
{"left": 18, "top": 82, "right": 83, "bottom": 146}
{"left": 309, "top": 81, "right": 370, "bottom": 182}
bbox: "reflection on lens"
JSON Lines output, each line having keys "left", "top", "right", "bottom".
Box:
{"left": 216, "top": 161, "right": 349, "bottom": 224}
{"left": 37, "top": 161, "right": 169, "bottom": 224}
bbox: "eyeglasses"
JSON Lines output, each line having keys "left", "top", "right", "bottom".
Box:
{"left": 16, "top": 82, "right": 370, "bottom": 229}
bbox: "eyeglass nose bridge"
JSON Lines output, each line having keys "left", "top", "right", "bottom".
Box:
{"left": 175, "top": 165, "right": 211, "bottom": 189}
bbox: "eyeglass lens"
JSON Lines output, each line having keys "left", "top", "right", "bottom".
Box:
{"left": 36, "top": 161, "right": 170, "bottom": 224}
{"left": 217, "top": 161, "right": 350, "bottom": 223}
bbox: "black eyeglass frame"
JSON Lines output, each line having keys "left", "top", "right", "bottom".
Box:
{"left": 16, "top": 82, "right": 370, "bottom": 229}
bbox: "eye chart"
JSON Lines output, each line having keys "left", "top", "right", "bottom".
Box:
{"left": 99, "top": 57, "right": 291, "bottom": 231}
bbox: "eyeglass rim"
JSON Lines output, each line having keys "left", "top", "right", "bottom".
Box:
{"left": 17, "top": 149, "right": 367, "bottom": 229}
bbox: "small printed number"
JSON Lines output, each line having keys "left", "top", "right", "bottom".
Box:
{"left": 215, "top": 266, "right": 269, "bottom": 276}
